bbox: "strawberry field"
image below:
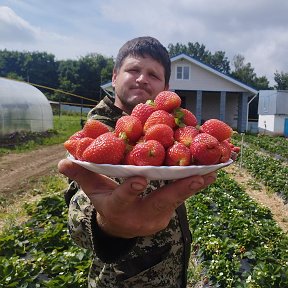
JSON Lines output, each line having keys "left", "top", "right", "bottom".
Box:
{"left": 233, "top": 134, "right": 288, "bottom": 202}
{"left": 0, "top": 133, "right": 288, "bottom": 287}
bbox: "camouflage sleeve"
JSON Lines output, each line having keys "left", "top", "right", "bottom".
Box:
{"left": 67, "top": 189, "right": 137, "bottom": 262}
{"left": 68, "top": 189, "right": 95, "bottom": 250}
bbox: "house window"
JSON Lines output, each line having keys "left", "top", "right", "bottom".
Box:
{"left": 176, "top": 66, "right": 190, "bottom": 80}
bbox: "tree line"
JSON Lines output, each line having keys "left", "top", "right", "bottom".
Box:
{"left": 1, "top": 42, "right": 288, "bottom": 106}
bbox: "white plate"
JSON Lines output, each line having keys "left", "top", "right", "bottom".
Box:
{"left": 67, "top": 155, "right": 233, "bottom": 180}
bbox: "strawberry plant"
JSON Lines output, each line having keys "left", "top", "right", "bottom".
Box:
{"left": 233, "top": 133, "right": 288, "bottom": 160}
{"left": 186, "top": 170, "right": 288, "bottom": 287}
{"left": 233, "top": 142, "right": 288, "bottom": 201}
{"left": 0, "top": 194, "right": 91, "bottom": 287}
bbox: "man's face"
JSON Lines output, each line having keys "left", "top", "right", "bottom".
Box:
{"left": 112, "top": 55, "right": 168, "bottom": 114}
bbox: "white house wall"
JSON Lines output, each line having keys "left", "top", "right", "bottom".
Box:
{"left": 258, "top": 114, "right": 286, "bottom": 135}
{"left": 170, "top": 59, "right": 249, "bottom": 92}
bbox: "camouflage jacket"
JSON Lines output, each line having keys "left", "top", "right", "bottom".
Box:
{"left": 66, "top": 96, "right": 192, "bottom": 288}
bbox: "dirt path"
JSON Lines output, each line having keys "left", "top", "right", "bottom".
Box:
{"left": 225, "top": 164, "right": 288, "bottom": 233}
{"left": 0, "top": 144, "right": 66, "bottom": 194}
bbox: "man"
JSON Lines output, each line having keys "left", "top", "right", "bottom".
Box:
{"left": 58, "top": 36, "right": 216, "bottom": 287}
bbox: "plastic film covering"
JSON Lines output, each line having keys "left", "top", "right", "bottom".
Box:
{"left": 0, "top": 77, "right": 53, "bottom": 137}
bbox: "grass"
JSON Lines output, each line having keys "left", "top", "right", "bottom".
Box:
{"left": 0, "top": 169, "right": 68, "bottom": 232}
{"left": 0, "top": 113, "right": 85, "bottom": 156}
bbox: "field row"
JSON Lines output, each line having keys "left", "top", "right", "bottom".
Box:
{"left": 187, "top": 170, "right": 288, "bottom": 287}
{"left": 233, "top": 134, "right": 288, "bottom": 160}
{"left": 1, "top": 171, "right": 287, "bottom": 287}
{"left": 233, "top": 135, "right": 288, "bottom": 202}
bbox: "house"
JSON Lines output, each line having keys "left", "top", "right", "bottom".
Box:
{"left": 101, "top": 53, "right": 258, "bottom": 132}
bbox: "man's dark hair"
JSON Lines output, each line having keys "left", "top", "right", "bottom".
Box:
{"left": 114, "top": 36, "right": 171, "bottom": 85}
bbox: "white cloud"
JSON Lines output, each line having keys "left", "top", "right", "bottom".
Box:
{"left": 1, "top": 0, "right": 288, "bottom": 85}
{"left": 0, "top": 6, "right": 36, "bottom": 42}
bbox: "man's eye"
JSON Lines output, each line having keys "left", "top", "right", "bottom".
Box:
{"left": 128, "top": 69, "right": 138, "bottom": 73}
{"left": 151, "top": 74, "right": 159, "bottom": 79}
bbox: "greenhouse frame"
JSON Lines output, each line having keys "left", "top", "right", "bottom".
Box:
{"left": 0, "top": 77, "right": 53, "bottom": 137}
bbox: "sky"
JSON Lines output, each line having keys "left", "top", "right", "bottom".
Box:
{"left": 1, "top": 0, "right": 288, "bottom": 86}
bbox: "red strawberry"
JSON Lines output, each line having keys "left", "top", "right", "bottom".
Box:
{"left": 143, "top": 110, "right": 176, "bottom": 132}
{"left": 219, "top": 140, "right": 232, "bottom": 163}
{"left": 174, "top": 108, "right": 198, "bottom": 127}
{"left": 232, "top": 146, "right": 241, "bottom": 154}
{"left": 200, "top": 119, "right": 233, "bottom": 142}
{"left": 165, "top": 142, "right": 191, "bottom": 166}
{"left": 154, "top": 91, "right": 181, "bottom": 112}
{"left": 64, "top": 139, "right": 79, "bottom": 159}
{"left": 82, "top": 132, "right": 126, "bottom": 164}
{"left": 82, "top": 119, "right": 110, "bottom": 139}
{"left": 190, "top": 133, "right": 221, "bottom": 165}
{"left": 131, "top": 102, "right": 156, "bottom": 125}
{"left": 130, "top": 140, "right": 165, "bottom": 166}
{"left": 69, "top": 130, "right": 86, "bottom": 140}
{"left": 76, "top": 137, "right": 94, "bottom": 161}
{"left": 144, "top": 124, "right": 174, "bottom": 149}
{"left": 174, "top": 126, "right": 199, "bottom": 147}
{"left": 115, "top": 115, "right": 143, "bottom": 143}
{"left": 122, "top": 149, "right": 136, "bottom": 165}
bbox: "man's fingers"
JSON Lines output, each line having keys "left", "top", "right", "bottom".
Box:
{"left": 202, "top": 172, "right": 217, "bottom": 188}
{"left": 145, "top": 172, "right": 217, "bottom": 212}
{"left": 58, "top": 159, "right": 118, "bottom": 192}
{"left": 109, "top": 176, "right": 148, "bottom": 210}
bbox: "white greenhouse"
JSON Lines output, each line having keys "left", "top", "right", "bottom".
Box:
{"left": 0, "top": 77, "right": 53, "bottom": 137}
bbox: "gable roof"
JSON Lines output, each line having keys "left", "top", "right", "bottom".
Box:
{"left": 171, "top": 53, "right": 258, "bottom": 94}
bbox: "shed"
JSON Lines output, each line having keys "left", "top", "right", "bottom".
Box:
{"left": 0, "top": 77, "right": 53, "bottom": 137}
{"left": 102, "top": 53, "right": 258, "bottom": 132}
{"left": 258, "top": 90, "right": 288, "bottom": 136}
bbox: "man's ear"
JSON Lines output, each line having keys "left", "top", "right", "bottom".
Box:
{"left": 112, "top": 69, "right": 117, "bottom": 88}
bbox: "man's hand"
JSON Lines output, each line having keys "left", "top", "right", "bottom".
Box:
{"left": 58, "top": 159, "right": 216, "bottom": 238}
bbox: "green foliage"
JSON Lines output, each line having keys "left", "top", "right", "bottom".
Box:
{"left": 274, "top": 70, "right": 288, "bottom": 90}
{"left": 0, "top": 49, "right": 114, "bottom": 106}
{"left": 231, "top": 54, "right": 270, "bottom": 90}
{"left": 0, "top": 195, "right": 91, "bottom": 287}
{"left": 0, "top": 50, "right": 59, "bottom": 91}
{"left": 187, "top": 170, "right": 288, "bottom": 287}
{"left": 234, "top": 134, "right": 288, "bottom": 159}
{"left": 1, "top": 132, "right": 287, "bottom": 287}
{"left": 233, "top": 134, "right": 288, "bottom": 201}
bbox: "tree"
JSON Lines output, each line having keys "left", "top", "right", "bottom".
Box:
{"left": 76, "top": 53, "right": 113, "bottom": 104}
{"left": 274, "top": 71, "right": 288, "bottom": 90}
{"left": 56, "top": 59, "right": 80, "bottom": 102}
{"left": 56, "top": 54, "right": 114, "bottom": 105}
{"left": 23, "top": 51, "right": 59, "bottom": 89}
{"left": 230, "top": 54, "right": 269, "bottom": 90}
{"left": 0, "top": 50, "right": 26, "bottom": 77}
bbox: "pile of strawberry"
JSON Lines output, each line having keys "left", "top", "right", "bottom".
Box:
{"left": 64, "top": 91, "right": 240, "bottom": 166}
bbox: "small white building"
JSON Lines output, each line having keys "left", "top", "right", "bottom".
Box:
{"left": 258, "top": 90, "right": 288, "bottom": 136}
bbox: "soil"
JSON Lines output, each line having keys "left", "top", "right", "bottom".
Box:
{"left": 0, "top": 144, "right": 287, "bottom": 233}
{"left": 225, "top": 164, "right": 288, "bottom": 233}
{"left": 0, "top": 144, "right": 67, "bottom": 230}
{"left": 0, "top": 144, "right": 66, "bottom": 194}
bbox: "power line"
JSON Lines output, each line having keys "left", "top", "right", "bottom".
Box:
{"left": 29, "top": 82, "right": 98, "bottom": 103}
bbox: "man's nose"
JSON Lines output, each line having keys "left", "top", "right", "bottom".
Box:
{"left": 136, "top": 73, "right": 148, "bottom": 84}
